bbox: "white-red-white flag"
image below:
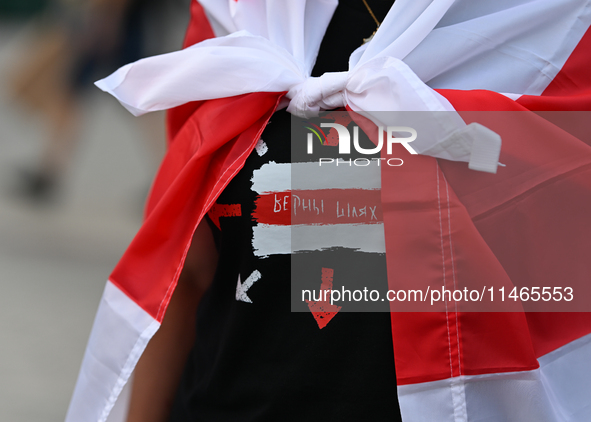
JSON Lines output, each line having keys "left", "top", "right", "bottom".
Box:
{"left": 67, "top": 1, "right": 591, "bottom": 421}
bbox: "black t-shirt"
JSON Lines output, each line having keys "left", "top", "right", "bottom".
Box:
{"left": 170, "top": 2, "right": 402, "bottom": 421}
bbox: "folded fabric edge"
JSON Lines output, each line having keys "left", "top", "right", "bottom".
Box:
{"left": 397, "top": 331, "right": 591, "bottom": 422}
{"left": 65, "top": 280, "right": 160, "bottom": 422}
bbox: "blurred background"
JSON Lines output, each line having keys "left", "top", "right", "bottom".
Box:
{"left": 0, "top": 0, "right": 190, "bottom": 420}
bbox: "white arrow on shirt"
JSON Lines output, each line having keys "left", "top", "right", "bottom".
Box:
{"left": 236, "top": 270, "right": 262, "bottom": 303}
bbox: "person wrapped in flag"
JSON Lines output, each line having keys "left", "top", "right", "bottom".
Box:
{"left": 66, "top": 1, "right": 591, "bottom": 421}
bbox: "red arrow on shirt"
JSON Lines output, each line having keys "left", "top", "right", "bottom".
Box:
{"left": 208, "top": 203, "right": 242, "bottom": 229}
{"left": 306, "top": 267, "right": 342, "bottom": 329}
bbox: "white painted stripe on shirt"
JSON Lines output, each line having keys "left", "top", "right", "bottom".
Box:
{"left": 251, "top": 162, "right": 382, "bottom": 194}
{"left": 252, "top": 223, "right": 386, "bottom": 257}
{"left": 255, "top": 138, "right": 268, "bottom": 156}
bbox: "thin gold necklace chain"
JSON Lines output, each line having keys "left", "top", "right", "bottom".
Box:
{"left": 361, "top": 0, "right": 381, "bottom": 28}
{"left": 361, "top": 0, "right": 381, "bottom": 43}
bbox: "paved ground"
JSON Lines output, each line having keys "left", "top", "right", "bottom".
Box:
{"left": 0, "top": 13, "right": 187, "bottom": 421}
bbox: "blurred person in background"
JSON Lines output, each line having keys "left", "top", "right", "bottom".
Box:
{"left": 6, "top": 0, "right": 172, "bottom": 202}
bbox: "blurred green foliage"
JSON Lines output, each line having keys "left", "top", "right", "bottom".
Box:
{"left": 0, "top": 0, "right": 49, "bottom": 17}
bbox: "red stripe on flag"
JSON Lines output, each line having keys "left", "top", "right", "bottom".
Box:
{"left": 165, "top": 0, "right": 216, "bottom": 147}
